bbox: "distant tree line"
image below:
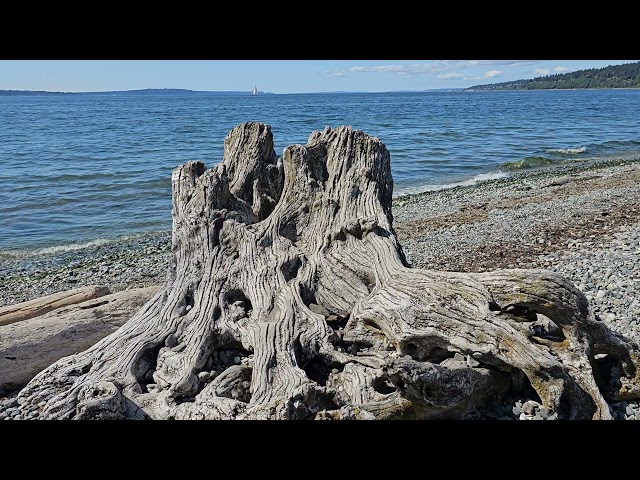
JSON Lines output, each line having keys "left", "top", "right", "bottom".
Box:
{"left": 466, "top": 61, "right": 640, "bottom": 90}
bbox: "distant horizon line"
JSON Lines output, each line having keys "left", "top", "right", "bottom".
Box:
{"left": 0, "top": 87, "right": 469, "bottom": 95}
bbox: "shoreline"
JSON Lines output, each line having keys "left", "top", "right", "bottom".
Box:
{"left": 2, "top": 156, "right": 639, "bottom": 308}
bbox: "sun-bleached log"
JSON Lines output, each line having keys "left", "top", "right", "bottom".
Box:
{"left": 0, "top": 286, "right": 159, "bottom": 395}
{"left": 0, "top": 285, "right": 110, "bottom": 326}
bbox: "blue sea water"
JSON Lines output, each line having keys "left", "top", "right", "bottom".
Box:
{"left": 1, "top": 89, "right": 639, "bottom": 252}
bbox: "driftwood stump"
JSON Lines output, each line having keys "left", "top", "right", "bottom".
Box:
{"left": 18, "top": 122, "right": 640, "bottom": 419}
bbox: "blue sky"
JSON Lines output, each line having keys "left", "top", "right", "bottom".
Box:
{"left": 0, "top": 60, "right": 636, "bottom": 93}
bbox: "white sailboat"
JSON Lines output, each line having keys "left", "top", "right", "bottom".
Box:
{"left": 251, "top": 85, "right": 258, "bottom": 96}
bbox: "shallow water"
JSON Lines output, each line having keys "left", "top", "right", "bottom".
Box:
{"left": 1, "top": 89, "right": 639, "bottom": 250}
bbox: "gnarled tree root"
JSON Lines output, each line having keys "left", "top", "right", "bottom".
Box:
{"left": 16, "top": 122, "right": 640, "bottom": 420}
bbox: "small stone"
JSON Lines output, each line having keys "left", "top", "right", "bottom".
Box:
{"left": 539, "top": 407, "right": 551, "bottom": 419}
{"left": 532, "top": 415, "right": 544, "bottom": 420}
{"left": 10, "top": 410, "right": 20, "bottom": 417}
{"left": 234, "top": 356, "right": 241, "bottom": 364}
{"left": 466, "top": 355, "right": 480, "bottom": 368}
{"left": 596, "top": 290, "right": 606, "bottom": 300}
{"left": 197, "top": 372, "right": 210, "bottom": 381}
{"left": 606, "top": 313, "right": 616, "bottom": 322}
{"left": 512, "top": 406, "right": 522, "bottom": 416}
{"left": 453, "top": 353, "right": 465, "bottom": 361}
{"left": 218, "top": 351, "right": 228, "bottom": 363}
{"left": 519, "top": 413, "right": 528, "bottom": 420}
{"left": 309, "top": 303, "right": 330, "bottom": 317}
{"left": 522, "top": 400, "right": 539, "bottom": 415}
{"left": 626, "top": 406, "right": 636, "bottom": 416}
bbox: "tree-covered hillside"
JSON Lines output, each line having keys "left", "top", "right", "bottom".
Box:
{"left": 466, "top": 61, "right": 640, "bottom": 90}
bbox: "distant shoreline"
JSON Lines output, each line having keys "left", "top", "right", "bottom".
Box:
{"left": 3, "top": 87, "right": 640, "bottom": 96}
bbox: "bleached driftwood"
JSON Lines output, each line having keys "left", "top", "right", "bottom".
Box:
{"left": 17, "top": 123, "right": 640, "bottom": 419}
{"left": 0, "top": 285, "right": 110, "bottom": 326}
{"left": 0, "top": 286, "right": 159, "bottom": 394}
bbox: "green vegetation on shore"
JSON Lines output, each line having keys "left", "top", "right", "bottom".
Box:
{"left": 466, "top": 61, "right": 640, "bottom": 91}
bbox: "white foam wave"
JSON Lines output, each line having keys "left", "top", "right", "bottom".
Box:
{"left": 546, "top": 146, "right": 587, "bottom": 154}
{"left": 32, "top": 238, "right": 114, "bottom": 255}
{"left": 394, "top": 171, "right": 509, "bottom": 197}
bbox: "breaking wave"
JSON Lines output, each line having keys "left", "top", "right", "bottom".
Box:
{"left": 546, "top": 146, "right": 588, "bottom": 154}
{"left": 394, "top": 171, "right": 509, "bottom": 197}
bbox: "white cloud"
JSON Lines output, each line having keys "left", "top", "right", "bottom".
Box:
{"left": 554, "top": 66, "right": 568, "bottom": 72}
{"left": 468, "top": 60, "right": 534, "bottom": 67}
{"left": 346, "top": 60, "right": 538, "bottom": 81}
{"left": 347, "top": 61, "right": 488, "bottom": 77}
{"left": 437, "top": 73, "right": 464, "bottom": 79}
{"left": 323, "top": 71, "right": 347, "bottom": 77}
{"left": 535, "top": 68, "right": 550, "bottom": 76}
{"left": 350, "top": 65, "right": 408, "bottom": 73}
{"left": 483, "top": 70, "right": 503, "bottom": 78}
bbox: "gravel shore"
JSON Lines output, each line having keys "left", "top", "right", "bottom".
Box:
{"left": 2, "top": 156, "right": 639, "bottom": 420}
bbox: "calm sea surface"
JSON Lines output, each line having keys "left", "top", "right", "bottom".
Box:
{"left": 1, "top": 90, "right": 639, "bottom": 252}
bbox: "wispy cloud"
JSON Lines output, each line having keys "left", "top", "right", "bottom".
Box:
{"left": 468, "top": 60, "right": 534, "bottom": 67}
{"left": 350, "top": 65, "right": 409, "bottom": 73}
{"left": 437, "top": 72, "right": 464, "bottom": 79}
{"left": 535, "top": 68, "right": 550, "bottom": 76}
{"left": 343, "top": 60, "right": 537, "bottom": 79}
{"left": 484, "top": 70, "right": 503, "bottom": 78}
{"left": 555, "top": 66, "right": 568, "bottom": 72}
{"left": 323, "top": 71, "right": 347, "bottom": 77}
{"left": 349, "top": 63, "right": 453, "bottom": 78}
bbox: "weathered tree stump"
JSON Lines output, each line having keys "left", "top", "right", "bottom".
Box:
{"left": 17, "top": 122, "right": 640, "bottom": 419}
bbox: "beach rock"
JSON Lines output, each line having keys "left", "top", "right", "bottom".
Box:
{"left": 549, "top": 176, "right": 572, "bottom": 186}
{"left": 0, "top": 286, "right": 160, "bottom": 395}
{"left": 309, "top": 303, "right": 331, "bottom": 316}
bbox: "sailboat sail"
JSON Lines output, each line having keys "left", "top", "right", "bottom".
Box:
{"left": 252, "top": 85, "right": 258, "bottom": 96}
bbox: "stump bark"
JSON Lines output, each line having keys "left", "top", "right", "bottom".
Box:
{"left": 17, "top": 122, "right": 640, "bottom": 419}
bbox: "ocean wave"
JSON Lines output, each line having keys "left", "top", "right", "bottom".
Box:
{"left": 32, "top": 238, "right": 115, "bottom": 255}
{"left": 1, "top": 230, "right": 170, "bottom": 258}
{"left": 546, "top": 146, "right": 587, "bottom": 154}
{"left": 500, "top": 156, "right": 556, "bottom": 171}
{"left": 0, "top": 238, "right": 112, "bottom": 259}
{"left": 394, "top": 171, "right": 509, "bottom": 197}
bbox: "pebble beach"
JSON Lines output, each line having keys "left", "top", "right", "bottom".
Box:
{"left": 1, "top": 156, "right": 639, "bottom": 420}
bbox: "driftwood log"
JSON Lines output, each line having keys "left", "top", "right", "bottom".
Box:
{"left": 0, "top": 286, "right": 159, "bottom": 395}
{"left": 17, "top": 122, "right": 640, "bottom": 419}
{"left": 0, "top": 285, "right": 111, "bottom": 327}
